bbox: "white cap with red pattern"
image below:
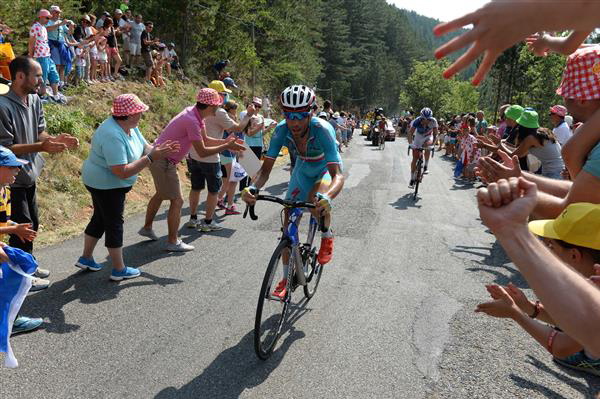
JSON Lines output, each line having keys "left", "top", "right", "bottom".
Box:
{"left": 556, "top": 47, "right": 600, "bottom": 100}
{"left": 196, "top": 88, "right": 223, "bottom": 106}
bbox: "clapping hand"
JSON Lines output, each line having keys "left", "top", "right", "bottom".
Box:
{"left": 13, "top": 223, "right": 36, "bottom": 243}
{"left": 476, "top": 177, "right": 538, "bottom": 234}
{"left": 475, "top": 284, "right": 522, "bottom": 319}
{"left": 226, "top": 137, "right": 246, "bottom": 152}
{"left": 433, "top": 0, "right": 539, "bottom": 84}
{"left": 149, "top": 140, "right": 180, "bottom": 160}
{"left": 525, "top": 34, "right": 550, "bottom": 56}
{"left": 475, "top": 150, "right": 521, "bottom": 184}
{"left": 55, "top": 133, "right": 80, "bottom": 150}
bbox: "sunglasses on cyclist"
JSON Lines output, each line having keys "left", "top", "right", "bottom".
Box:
{"left": 284, "top": 111, "right": 311, "bottom": 120}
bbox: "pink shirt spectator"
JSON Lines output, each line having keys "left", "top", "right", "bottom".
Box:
{"left": 155, "top": 106, "right": 205, "bottom": 163}
{"left": 29, "top": 22, "right": 50, "bottom": 58}
{"left": 497, "top": 120, "right": 507, "bottom": 138}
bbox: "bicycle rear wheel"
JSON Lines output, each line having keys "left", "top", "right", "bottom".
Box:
{"left": 255, "top": 239, "right": 291, "bottom": 360}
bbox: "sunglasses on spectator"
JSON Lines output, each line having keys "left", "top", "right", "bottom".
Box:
{"left": 284, "top": 111, "right": 311, "bottom": 120}
{"left": 252, "top": 103, "right": 262, "bottom": 108}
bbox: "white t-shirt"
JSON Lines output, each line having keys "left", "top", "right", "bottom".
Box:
{"left": 75, "top": 47, "right": 86, "bottom": 66}
{"left": 553, "top": 121, "right": 572, "bottom": 145}
{"left": 189, "top": 107, "right": 236, "bottom": 163}
{"left": 161, "top": 48, "right": 171, "bottom": 59}
{"left": 129, "top": 22, "right": 145, "bottom": 44}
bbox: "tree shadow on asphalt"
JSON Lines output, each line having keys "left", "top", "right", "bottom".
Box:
{"left": 510, "top": 354, "right": 600, "bottom": 398}
{"left": 263, "top": 181, "right": 289, "bottom": 197}
{"left": 452, "top": 242, "right": 529, "bottom": 288}
{"left": 389, "top": 193, "right": 422, "bottom": 210}
{"left": 19, "top": 269, "right": 182, "bottom": 335}
{"left": 153, "top": 297, "right": 312, "bottom": 399}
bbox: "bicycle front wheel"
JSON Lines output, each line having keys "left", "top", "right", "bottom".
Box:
{"left": 254, "top": 239, "right": 291, "bottom": 360}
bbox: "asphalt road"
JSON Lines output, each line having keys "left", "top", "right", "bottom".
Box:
{"left": 2, "top": 135, "right": 599, "bottom": 399}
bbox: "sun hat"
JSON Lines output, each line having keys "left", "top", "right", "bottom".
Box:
{"left": 0, "top": 83, "right": 8, "bottom": 96}
{"left": 556, "top": 47, "right": 600, "bottom": 100}
{"left": 252, "top": 96, "right": 262, "bottom": 106}
{"left": 82, "top": 15, "right": 91, "bottom": 23}
{"left": 196, "top": 88, "right": 223, "bottom": 106}
{"left": 516, "top": 109, "right": 539, "bottom": 129}
{"left": 529, "top": 203, "right": 600, "bottom": 250}
{"left": 318, "top": 111, "right": 328, "bottom": 118}
{"left": 504, "top": 105, "right": 524, "bottom": 121}
{"left": 549, "top": 105, "right": 567, "bottom": 118}
{"left": 114, "top": 9, "right": 123, "bottom": 14}
{"left": 332, "top": 112, "right": 340, "bottom": 119}
{"left": 111, "top": 94, "right": 149, "bottom": 116}
{"left": 0, "top": 146, "right": 28, "bottom": 168}
{"left": 38, "top": 9, "right": 51, "bottom": 18}
{"left": 49, "top": 5, "right": 62, "bottom": 13}
{"left": 223, "top": 77, "right": 238, "bottom": 89}
{"left": 208, "top": 80, "right": 232, "bottom": 94}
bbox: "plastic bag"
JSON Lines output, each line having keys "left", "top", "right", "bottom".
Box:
{"left": 230, "top": 160, "right": 247, "bottom": 182}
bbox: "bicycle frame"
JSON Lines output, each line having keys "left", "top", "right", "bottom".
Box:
{"left": 283, "top": 208, "right": 318, "bottom": 287}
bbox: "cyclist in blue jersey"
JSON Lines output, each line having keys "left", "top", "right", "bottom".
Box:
{"left": 242, "top": 85, "right": 344, "bottom": 298}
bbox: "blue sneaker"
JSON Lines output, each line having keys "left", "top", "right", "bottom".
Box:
{"left": 554, "top": 351, "right": 600, "bottom": 377}
{"left": 110, "top": 267, "right": 141, "bottom": 281}
{"left": 11, "top": 316, "right": 43, "bottom": 335}
{"left": 75, "top": 256, "right": 103, "bottom": 272}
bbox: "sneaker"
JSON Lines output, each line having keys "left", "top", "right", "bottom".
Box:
{"left": 317, "top": 236, "right": 334, "bottom": 265}
{"left": 225, "top": 205, "right": 241, "bottom": 215}
{"left": 33, "top": 268, "right": 50, "bottom": 278}
{"left": 217, "top": 199, "right": 226, "bottom": 210}
{"left": 554, "top": 351, "right": 600, "bottom": 377}
{"left": 198, "top": 219, "right": 223, "bottom": 232}
{"left": 138, "top": 227, "right": 159, "bottom": 241}
{"left": 30, "top": 277, "right": 50, "bottom": 292}
{"left": 75, "top": 256, "right": 103, "bottom": 272}
{"left": 184, "top": 218, "right": 199, "bottom": 228}
{"left": 11, "top": 316, "right": 43, "bottom": 335}
{"left": 110, "top": 266, "right": 141, "bottom": 281}
{"left": 272, "top": 278, "right": 287, "bottom": 300}
{"left": 408, "top": 180, "right": 415, "bottom": 188}
{"left": 165, "top": 239, "right": 194, "bottom": 252}
{"left": 424, "top": 165, "right": 428, "bottom": 174}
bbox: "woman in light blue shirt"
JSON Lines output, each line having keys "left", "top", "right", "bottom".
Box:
{"left": 78, "top": 94, "right": 177, "bottom": 281}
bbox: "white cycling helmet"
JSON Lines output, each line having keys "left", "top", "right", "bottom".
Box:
{"left": 280, "top": 85, "right": 316, "bottom": 110}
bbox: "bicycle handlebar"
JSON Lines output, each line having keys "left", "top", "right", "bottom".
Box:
{"left": 243, "top": 193, "right": 326, "bottom": 232}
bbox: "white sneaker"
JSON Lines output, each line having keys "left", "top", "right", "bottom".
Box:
{"left": 184, "top": 218, "right": 199, "bottom": 228}
{"left": 165, "top": 239, "right": 194, "bottom": 252}
{"left": 138, "top": 227, "right": 159, "bottom": 241}
{"left": 198, "top": 219, "right": 223, "bottom": 232}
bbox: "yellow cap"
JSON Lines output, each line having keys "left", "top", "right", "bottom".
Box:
{"left": 528, "top": 203, "right": 600, "bottom": 250}
{"left": 0, "top": 83, "right": 8, "bottom": 96}
{"left": 208, "top": 80, "right": 232, "bottom": 94}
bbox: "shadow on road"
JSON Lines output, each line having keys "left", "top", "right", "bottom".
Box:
{"left": 389, "top": 193, "right": 422, "bottom": 210}
{"left": 154, "top": 297, "right": 313, "bottom": 399}
{"left": 452, "top": 242, "right": 528, "bottom": 288}
{"left": 20, "top": 270, "right": 182, "bottom": 335}
{"left": 264, "top": 181, "right": 289, "bottom": 197}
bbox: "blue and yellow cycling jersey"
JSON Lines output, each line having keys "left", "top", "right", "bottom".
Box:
{"left": 265, "top": 117, "right": 342, "bottom": 201}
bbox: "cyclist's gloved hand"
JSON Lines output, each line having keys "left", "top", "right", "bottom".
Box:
{"left": 242, "top": 185, "right": 259, "bottom": 205}
{"left": 315, "top": 192, "right": 332, "bottom": 215}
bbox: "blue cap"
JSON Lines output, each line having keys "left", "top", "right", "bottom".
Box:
{"left": 0, "top": 146, "right": 28, "bottom": 167}
{"left": 223, "top": 77, "right": 238, "bottom": 89}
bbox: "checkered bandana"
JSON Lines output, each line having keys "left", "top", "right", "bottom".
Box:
{"left": 556, "top": 47, "right": 600, "bottom": 100}
{"left": 112, "top": 94, "right": 149, "bottom": 116}
{"left": 196, "top": 88, "right": 223, "bottom": 106}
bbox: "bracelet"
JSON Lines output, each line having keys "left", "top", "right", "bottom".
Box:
{"left": 146, "top": 153, "right": 153, "bottom": 163}
{"left": 547, "top": 329, "right": 558, "bottom": 354}
{"left": 529, "top": 300, "right": 541, "bottom": 319}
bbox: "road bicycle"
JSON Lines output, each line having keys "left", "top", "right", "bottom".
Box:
{"left": 408, "top": 145, "right": 434, "bottom": 200}
{"left": 244, "top": 193, "right": 326, "bottom": 360}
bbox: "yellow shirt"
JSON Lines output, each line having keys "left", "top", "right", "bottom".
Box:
{"left": 0, "top": 186, "right": 11, "bottom": 242}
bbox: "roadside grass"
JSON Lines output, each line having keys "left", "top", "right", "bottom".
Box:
{"left": 35, "top": 80, "right": 196, "bottom": 247}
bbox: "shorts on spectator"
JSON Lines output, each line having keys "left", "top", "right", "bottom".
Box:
{"left": 50, "top": 45, "right": 69, "bottom": 66}
{"left": 149, "top": 158, "right": 183, "bottom": 200}
{"left": 186, "top": 159, "right": 222, "bottom": 193}
{"left": 129, "top": 42, "right": 141, "bottom": 56}
{"left": 142, "top": 51, "right": 154, "bottom": 68}
{"left": 123, "top": 37, "right": 130, "bottom": 51}
{"left": 107, "top": 47, "right": 120, "bottom": 60}
{"left": 36, "top": 56, "right": 60, "bottom": 85}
